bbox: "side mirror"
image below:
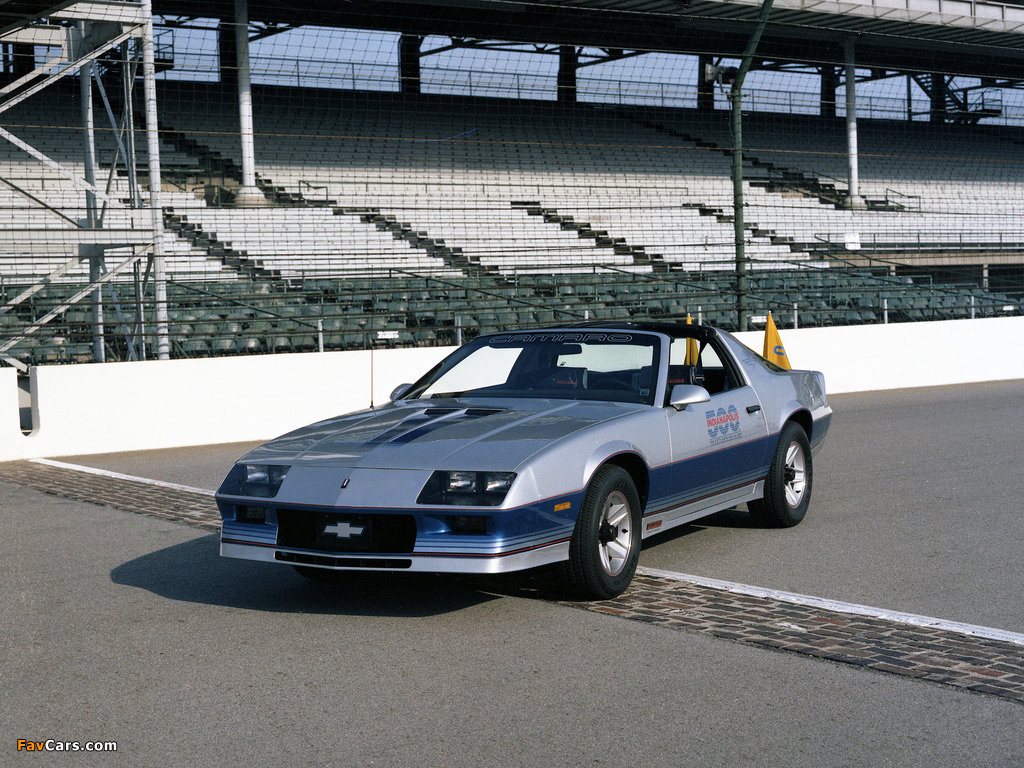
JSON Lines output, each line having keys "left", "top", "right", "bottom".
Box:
{"left": 669, "top": 384, "right": 711, "bottom": 411}
{"left": 390, "top": 383, "right": 413, "bottom": 401}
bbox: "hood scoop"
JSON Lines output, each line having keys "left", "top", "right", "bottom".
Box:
{"left": 374, "top": 406, "right": 507, "bottom": 445}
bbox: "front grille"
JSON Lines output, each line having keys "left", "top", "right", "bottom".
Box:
{"left": 276, "top": 551, "right": 412, "bottom": 569}
{"left": 276, "top": 509, "right": 417, "bottom": 554}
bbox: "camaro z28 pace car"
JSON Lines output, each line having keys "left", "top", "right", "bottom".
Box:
{"left": 217, "top": 322, "right": 832, "bottom": 599}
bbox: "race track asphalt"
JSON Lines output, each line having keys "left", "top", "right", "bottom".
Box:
{"left": 2, "top": 380, "right": 1023, "bottom": 767}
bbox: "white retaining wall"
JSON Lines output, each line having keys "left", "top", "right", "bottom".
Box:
{"left": 0, "top": 346, "right": 452, "bottom": 461}
{"left": 0, "top": 316, "right": 1022, "bottom": 461}
{"left": 733, "top": 315, "right": 1024, "bottom": 394}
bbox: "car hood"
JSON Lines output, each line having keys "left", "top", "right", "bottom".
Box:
{"left": 239, "top": 398, "right": 645, "bottom": 471}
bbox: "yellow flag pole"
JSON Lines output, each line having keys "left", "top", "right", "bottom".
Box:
{"left": 685, "top": 314, "right": 698, "bottom": 365}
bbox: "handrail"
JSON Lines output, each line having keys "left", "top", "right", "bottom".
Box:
{"left": 379, "top": 267, "right": 588, "bottom": 320}
{"left": 884, "top": 188, "right": 922, "bottom": 211}
{"left": 0, "top": 175, "right": 82, "bottom": 228}
{"left": 298, "top": 179, "right": 331, "bottom": 203}
{"left": 167, "top": 280, "right": 322, "bottom": 332}
{"left": 4, "top": 259, "right": 1020, "bottom": 368}
{"left": 759, "top": 166, "right": 848, "bottom": 199}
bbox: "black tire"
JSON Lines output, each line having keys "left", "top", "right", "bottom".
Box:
{"left": 750, "top": 421, "right": 812, "bottom": 528}
{"left": 564, "top": 465, "right": 642, "bottom": 600}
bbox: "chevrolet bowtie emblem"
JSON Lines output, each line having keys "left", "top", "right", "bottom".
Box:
{"left": 323, "top": 522, "right": 365, "bottom": 539}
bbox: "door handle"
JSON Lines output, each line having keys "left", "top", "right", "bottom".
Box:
{"left": 746, "top": 404, "right": 761, "bottom": 414}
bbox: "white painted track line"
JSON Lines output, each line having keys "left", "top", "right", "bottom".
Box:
{"left": 29, "top": 458, "right": 217, "bottom": 497}
{"left": 638, "top": 566, "right": 1024, "bottom": 647}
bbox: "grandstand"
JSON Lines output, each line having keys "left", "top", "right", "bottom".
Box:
{"left": 1, "top": 0, "right": 1022, "bottom": 367}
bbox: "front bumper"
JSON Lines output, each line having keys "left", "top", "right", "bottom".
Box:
{"left": 219, "top": 538, "right": 571, "bottom": 574}
{"left": 217, "top": 494, "right": 582, "bottom": 575}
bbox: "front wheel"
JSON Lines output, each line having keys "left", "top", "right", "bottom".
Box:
{"left": 750, "top": 421, "right": 812, "bottom": 528}
{"left": 564, "top": 465, "right": 642, "bottom": 600}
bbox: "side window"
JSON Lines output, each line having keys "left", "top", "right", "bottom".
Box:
{"left": 697, "top": 342, "right": 733, "bottom": 395}
{"left": 668, "top": 338, "right": 734, "bottom": 395}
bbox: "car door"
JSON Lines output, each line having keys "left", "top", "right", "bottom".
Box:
{"left": 661, "top": 336, "right": 769, "bottom": 518}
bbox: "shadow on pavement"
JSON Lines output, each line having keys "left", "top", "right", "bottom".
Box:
{"left": 110, "top": 534, "right": 502, "bottom": 617}
{"left": 110, "top": 507, "right": 765, "bottom": 614}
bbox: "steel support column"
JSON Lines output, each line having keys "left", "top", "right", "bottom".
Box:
{"left": 233, "top": 0, "right": 268, "bottom": 206}
{"left": 931, "top": 74, "right": 948, "bottom": 123}
{"left": 399, "top": 34, "right": 423, "bottom": 94}
{"left": 218, "top": 19, "right": 237, "bottom": 86}
{"left": 140, "top": 0, "right": 169, "bottom": 359}
{"left": 845, "top": 40, "right": 860, "bottom": 207}
{"left": 820, "top": 65, "right": 838, "bottom": 119}
{"left": 730, "top": 0, "right": 775, "bottom": 332}
{"left": 79, "top": 32, "right": 105, "bottom": 362}
{"left": 557, "top": 46, "right": 577, "bottom": 103}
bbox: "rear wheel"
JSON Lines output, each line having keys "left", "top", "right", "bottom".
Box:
{"left": 750, "top": 421, "right": 812, "bottom": 528}
{"left": 564, "top": 465, "right": 642, "bottom": 600}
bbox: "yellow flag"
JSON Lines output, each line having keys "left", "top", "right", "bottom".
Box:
{"left": 685, "top": 314, "right": 699, "bottom": 365}
{"left": 763, "top": 312, "right": 791, "bottom": 370}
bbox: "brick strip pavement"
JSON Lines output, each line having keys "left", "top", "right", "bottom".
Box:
{"left": 3, "top": 458, "right": 1022, "bottom": 703}
{"left": 567, "top": 573, "right": 1024, "bottom": 703}
{"left": 0, "top": 459, "right": 221, "bottom": 532}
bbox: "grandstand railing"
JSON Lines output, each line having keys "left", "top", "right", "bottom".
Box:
{"left": 882, "top": 189, "right": 922, "bottom": 212}
{"left": 810, "top": 231, "right": 1024, "bottom": 259}
{"left": 155, "top": 47, "right": 1024, "bottom": 124}
{"left": 2, "top": 261, "right": 1020, "bottom": 366}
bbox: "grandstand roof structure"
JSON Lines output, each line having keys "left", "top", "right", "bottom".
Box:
{"left": 148, "top": 0, "right": 1024, "bottom": 79}
{"left": 3, "top": 0, "right": 1024, "bottom": 78}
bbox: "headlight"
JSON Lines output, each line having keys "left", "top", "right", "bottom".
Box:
{"left": 219, "top": 463, "right": 290, "bottom": 498}
{"left": 418, "top": 470, "right": 516, "bottom": 507}
{"left": 446, "top": 471, "right": 478, "bottom": 493}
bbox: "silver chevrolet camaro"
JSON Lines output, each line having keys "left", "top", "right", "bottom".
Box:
{"left": 217, "top": 322, "right": 832, "bottom": 599}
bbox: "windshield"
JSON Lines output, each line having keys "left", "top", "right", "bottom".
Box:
{"left": 404, "top": 331, "right": 660, "bottom": 405}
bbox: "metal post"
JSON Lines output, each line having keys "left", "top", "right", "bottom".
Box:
{"left": 793, "top": 302, "right": 798, "bottom": 329}
{"left": 845, "top": 40, "right": 860, "bottom": 207}
{"left": 140, "top": 0, "right": 169, "bottom": 359}
{"left": 233, "top": 0, "right": 267, "bottom": 205}
{"left": 730, "top": 87, "right": 748, "bottom": 331}
{"left": 78, "top": 41, "right": 96, "bottom": 215}
{"left": 133, "top": 260, "right": 145, "bottom": 361}
{"left": 729, "top": 0, "right": 775, "bottom": 333}
{"left": 883, "top": 297, "right": 888, "bottom": 324}
{"left": 122, "top": 42, "right": 140, "bottom": 208}
{"left": 79, "top": 52, "right": 97, "bottom": 215}
{"left": 122, "top": 42, "right": 144, "bottom": 359}
{"left": 80, "top": 31, "right": 105, "bottom": 362}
